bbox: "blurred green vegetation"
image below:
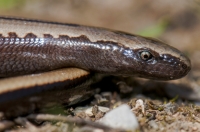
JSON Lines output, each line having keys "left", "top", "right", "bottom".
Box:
{"left": 42, "top": 105, "right": 68, "bottom": 116}
{"left": 0, "top": 0, "right": 25, "bottom": 10}
{"left": 138, "top": 20, "right": 168, "bottom": 38}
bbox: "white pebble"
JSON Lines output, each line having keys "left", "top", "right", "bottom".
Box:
{"left": 98, "top": 104, "right": 139, "bottom": 131}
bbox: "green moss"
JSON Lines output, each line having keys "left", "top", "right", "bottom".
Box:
{"left": 170, "top": 95, "right": 179, "bottom": 103}
{"left": 0, "top": 0, "right": 25, "bottom": 9}
{"left": 138, "top": 20, "right": 168, "bottom": 38}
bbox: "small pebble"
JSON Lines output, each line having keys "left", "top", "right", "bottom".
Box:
{"left": 74, "top": 106, "right": 109, "bottom": 117}
{"left": 98, "top": 104, "right": 139, "bottom": 131}
{"left": 133, "top": 99, "right": 145, "bottom": 114}
{"left": 148, "top": 120, "right": 158, "bottom": 130}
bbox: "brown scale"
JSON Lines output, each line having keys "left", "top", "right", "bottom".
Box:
{"left": 8, "top": 32, "right": 18, "bottom": 38}
{"left": 25, "top": 33, "right": 37, "bottom": 38}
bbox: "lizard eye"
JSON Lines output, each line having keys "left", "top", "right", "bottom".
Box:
{"left": 140, "top": 51, "right": 153, "bottom": 61}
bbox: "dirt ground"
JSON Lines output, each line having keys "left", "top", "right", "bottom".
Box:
{"left": 0, "top": 0, "right": 200, "bottom": 132}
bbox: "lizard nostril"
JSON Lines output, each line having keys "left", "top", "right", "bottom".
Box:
{"left": 181, "top": 64, "right": 188, "bottom": 69}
